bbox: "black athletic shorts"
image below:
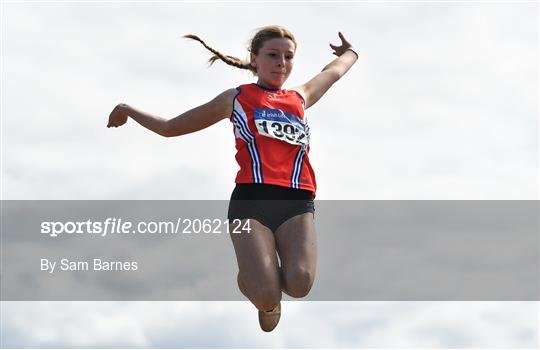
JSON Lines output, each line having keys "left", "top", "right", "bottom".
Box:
{"left": 227, "top": 183, "right": 315, "bottom": 232}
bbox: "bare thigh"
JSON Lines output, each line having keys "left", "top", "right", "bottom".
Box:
{"left": 229, "top": 218, "right": 281, "bottom": 310}
{"left": 274, "top": 212, "right": 317, "bottom": 298}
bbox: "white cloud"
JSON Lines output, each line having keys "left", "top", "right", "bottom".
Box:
{"left": 1, "top": 301, "right": 537, "bottom": 348}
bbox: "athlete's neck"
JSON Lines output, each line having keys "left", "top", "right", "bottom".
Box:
{"left": 255, "top": 81, "right": 282, "bottom": 91}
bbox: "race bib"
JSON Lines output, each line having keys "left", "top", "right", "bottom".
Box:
{"left": 254, "top": 108, "right": 309, "bottom": 147}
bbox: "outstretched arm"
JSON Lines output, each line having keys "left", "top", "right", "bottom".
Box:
{"left": 107, "top": 88, "right": 236, "bottom": 137}
{"left": 293, "top": 32, "right": 358, "bottom": 109}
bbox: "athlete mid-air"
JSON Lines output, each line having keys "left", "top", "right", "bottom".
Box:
{"left": 108, "top": 25, "right": 358, "bottom": 332}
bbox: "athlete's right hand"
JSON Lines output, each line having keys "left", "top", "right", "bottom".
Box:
{"left": 107, "top": 103, "right": 129, "bottom": 128}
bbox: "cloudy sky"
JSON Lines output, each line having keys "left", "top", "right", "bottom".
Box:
{"left": 1, "top": 0, "right": 538, "bottom": 348}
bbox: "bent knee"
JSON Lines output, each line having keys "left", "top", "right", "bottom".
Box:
{"left": 283, "top": 267, "right": 315, "bottom": 298}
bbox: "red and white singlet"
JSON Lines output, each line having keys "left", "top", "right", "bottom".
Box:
{"left": 230, "top": 83, "right": 316, "bottom": 196}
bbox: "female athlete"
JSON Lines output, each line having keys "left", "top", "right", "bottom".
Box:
{"left": 107, "top": 25, "right": 358, "bottom": 332}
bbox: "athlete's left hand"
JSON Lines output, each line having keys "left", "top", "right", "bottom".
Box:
{"left": 329, "top": 32, "right": 353, "bottom": 57}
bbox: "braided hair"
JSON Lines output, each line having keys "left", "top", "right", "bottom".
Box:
{"left": 184, "top": 25, "right": 297, "bottom": 76}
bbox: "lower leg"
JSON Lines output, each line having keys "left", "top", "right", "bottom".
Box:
{"left": 237, "top": 271, "right": 281, "bottom": 311}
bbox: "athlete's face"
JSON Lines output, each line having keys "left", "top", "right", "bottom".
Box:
{"left": 251, "top": 38, "right": 295, "bottom": 89}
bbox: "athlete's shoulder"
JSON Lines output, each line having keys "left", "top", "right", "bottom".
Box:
{"left": 217, "top": 88, "right": 238, "bottom": 97}
{"left": 215, "top": 88, "right": 238, "bottom": 106}
{"left": 207, "top": 88, "right": 237, "bottom": 121}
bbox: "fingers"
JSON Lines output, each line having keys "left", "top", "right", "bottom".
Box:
{"left": 107, "top": 104, "right": 127, "bottom": 128}
{"left": 330, "top": 32, "right": 349, "bottom": 51}
{"left": 338, "top": 31, "right": 351, "bottom": 46}
{"left": 329, "top": 45, "right": 337, "bottom": 56}
{"left": 107, "top": 115, "right": 119, "bottom": 128}
{"left": 330, "top": 32, "right": 343, "bottom": 47}
{"left": 107, "top": 116, "right": 123, "bottom": 128}
{"left": 107, "top": 113, "right": 115, "bottom": 128}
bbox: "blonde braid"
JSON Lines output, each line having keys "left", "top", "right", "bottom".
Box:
{"left": 183, "top": 34, "right": 253, "bottom": 72}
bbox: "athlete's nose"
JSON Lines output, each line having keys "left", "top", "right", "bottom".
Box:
{"left": 276, "top": 55, "right": 285, "bottom": 68}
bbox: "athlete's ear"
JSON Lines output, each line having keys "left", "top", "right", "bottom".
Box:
{"left": 250, "top": 52, "right": 257, "bottom": 69}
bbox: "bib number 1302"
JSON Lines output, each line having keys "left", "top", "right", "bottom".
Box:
{"left": 255, "top": 119, "right": 308, "bottom": 147}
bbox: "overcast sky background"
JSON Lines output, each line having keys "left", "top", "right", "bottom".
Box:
{"left": 1, "top": 1, "right": 538, "bottom": 348}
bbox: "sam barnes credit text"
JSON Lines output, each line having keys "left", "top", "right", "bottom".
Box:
{"left": 41, "top": 258, "right": 138, "bottom": 273}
